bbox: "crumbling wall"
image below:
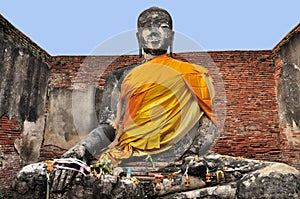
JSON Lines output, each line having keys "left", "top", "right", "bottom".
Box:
{"left": 41, "top": 56, "right": 126, "bottom": 154}
{"left": 0, "top": 116, "right": 21, "bottom": 190}
{"left": 0, "top": 15, "right": 50, "bottom": 189}
{"left": 43, "top": 87, "right": 102, "bottom": 150}
{"left": 274, "top": 29, "right": 300, "bottom": 170}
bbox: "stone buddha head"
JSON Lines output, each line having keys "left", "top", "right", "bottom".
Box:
{"left": 136, "top": 7, "right": 175, "bottom": 57}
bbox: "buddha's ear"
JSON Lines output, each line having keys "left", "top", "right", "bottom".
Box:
{"left": 169, "top": 31, "right": 175, "bottom": 57}
{"left": 136, "top": 32, "right": 143, "bottom": 58}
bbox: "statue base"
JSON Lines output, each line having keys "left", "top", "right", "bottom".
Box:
{"left": 12, "top": 153, "right": 300, "bottom": 198}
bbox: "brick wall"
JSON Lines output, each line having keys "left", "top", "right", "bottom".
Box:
{"left": 0, "top": 116, "right": 22, "bottom": 189}
{"left": 49, "top": 55, "right": 143, "bottom": 89}
{"left": 208, "top": 51, "right": 281, "bottom": 162}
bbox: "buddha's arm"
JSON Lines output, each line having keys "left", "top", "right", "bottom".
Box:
{"left": 62, "top": 124, "right": 115, "bottom": 161}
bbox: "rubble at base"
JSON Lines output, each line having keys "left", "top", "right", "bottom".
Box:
{"left": 12, "top": 153, "right": 300, "bottom": 199}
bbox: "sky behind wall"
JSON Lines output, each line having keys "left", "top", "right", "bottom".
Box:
{"left": 0, "top": 0, "right": 299, "bottom": 55}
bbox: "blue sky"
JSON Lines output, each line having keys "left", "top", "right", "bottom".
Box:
{"left": 0, "top": 0, "right": 299, "bottom": 55}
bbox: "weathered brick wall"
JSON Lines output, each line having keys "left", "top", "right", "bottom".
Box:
{"left": 49, "top": 55, "right": 143, "bottom": 89}
{"left": 42, "top": 55, "right": 145, "bottom": 154}
{"left": 0, "top": 15, "right": 50, "bottom": 190}
{"left": 208, "top": 51, "right": 281, "bottom": 162}
{"left": 0, "top": 116, "right": 22, "bottom": 189}
{"left": 273, "top": 25, "right": 300, "bottom": 170}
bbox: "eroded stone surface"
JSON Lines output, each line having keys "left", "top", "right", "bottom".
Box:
{"left": 12, "top": 153, "right": 300, "bottom": 199}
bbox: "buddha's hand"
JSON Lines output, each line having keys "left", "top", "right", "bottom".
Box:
{"left": 50, "top": 144, "right": 91, "bottom": 192}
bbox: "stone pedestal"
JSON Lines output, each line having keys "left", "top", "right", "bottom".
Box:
{"left": 12, "top": 153, "right": 300, "bottom": 199}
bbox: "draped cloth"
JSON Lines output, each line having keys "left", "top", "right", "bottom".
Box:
{"left": 99, "top": 54, "right": 216, "bottom": 165}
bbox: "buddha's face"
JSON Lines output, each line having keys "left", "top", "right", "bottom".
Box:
{"left": 137, "top": 10, "right": 174, "bottom": 55}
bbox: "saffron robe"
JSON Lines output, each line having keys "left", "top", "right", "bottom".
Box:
{"left": 100, "top": 54, "right": 215, "bottom": 164}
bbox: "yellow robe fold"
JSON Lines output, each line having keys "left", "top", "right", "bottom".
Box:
{"left": 100, "top": 54, "right": 216, "bottom": 164}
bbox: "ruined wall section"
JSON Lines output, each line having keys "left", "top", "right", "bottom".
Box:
{"left": 0, "top": 15, "right": 50, "bottom": 189}
{"left": 0, "top": 117, "right": 22, "bottom": 190}
{"left": 42, "top": 55, "right": 143, "bottom": 157}
{"left": 273, "top": 26, "right": 300, "bottom": 170}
